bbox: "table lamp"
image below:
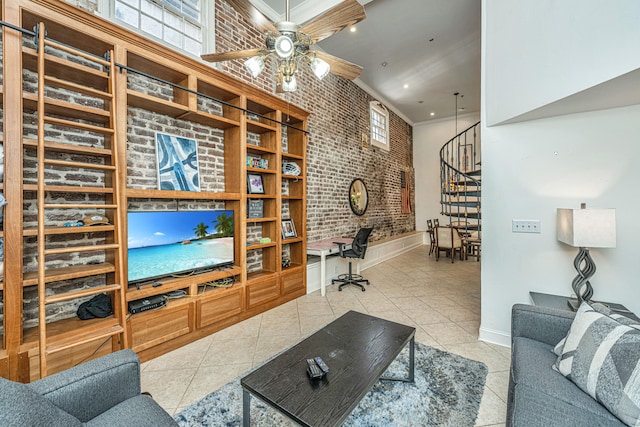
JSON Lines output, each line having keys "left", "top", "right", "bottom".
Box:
{"left": 556, "top": 203, "right": 616, "bottom": 311}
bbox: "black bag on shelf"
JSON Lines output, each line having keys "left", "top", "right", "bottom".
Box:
{"left": 77, "top": 293, "right": 113, "bottom": 320}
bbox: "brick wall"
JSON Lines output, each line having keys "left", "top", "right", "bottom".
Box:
{"left": 213, "top": 0, "right": 415, "bottom": 242}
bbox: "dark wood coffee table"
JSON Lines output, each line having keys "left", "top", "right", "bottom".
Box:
{"left": 241, "top": 310, "right": 416, "bottom": 426}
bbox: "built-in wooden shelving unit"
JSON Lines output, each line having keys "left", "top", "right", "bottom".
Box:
{"left": 0, "top": 0, "right": 309, "bottom": 381}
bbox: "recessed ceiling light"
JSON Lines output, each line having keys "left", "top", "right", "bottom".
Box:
{"left": 430, "top": 112, "right": 435, "bottom": 116}
{"left": 403, "top": 84, "right": 409, "bottom": 89}
{"left": 350, "top": 26, "right": 357, "bottom": 33}
{"left": 381, "top": 61, "right": 388, "bottom": 67}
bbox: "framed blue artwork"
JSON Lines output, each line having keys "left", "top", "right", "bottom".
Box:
{"left": 155, "top": 132, "right": 200, "bottom": 192}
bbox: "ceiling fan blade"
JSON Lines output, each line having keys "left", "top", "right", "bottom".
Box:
{"left": 226, "top": 0, "right": 278, "bottom": 34}
{"left": 201, "top": 48, "right": 263, "bottom": 63}
{"left": 301, "top": 0, "right": 366, "bottom": 44}
{"left": 315, "top": 51, "right": 363, "bottom": 80}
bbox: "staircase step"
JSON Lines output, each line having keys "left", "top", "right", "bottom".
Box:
{"left": 466, "top": 169, "right": 482, "bottom": 177}
{"left": 443, "top": 201, "right": 481, "bottom": 208}
{"left": 443, "top": 190, "right": 481, "bottom": 197}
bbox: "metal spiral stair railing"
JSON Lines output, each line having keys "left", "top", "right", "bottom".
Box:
{"left": 439, "top": 121, "right": 481, "bottom": 236}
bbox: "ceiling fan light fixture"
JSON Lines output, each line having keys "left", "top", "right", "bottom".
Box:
{"left": 282, "top": 74, "right": 297, "bottom": 92}
{"left": 275, "top": 35, "right": 295, "bottom": 58}
{"left": 245, "top": 56, "right": 266, "bottom": 78}
{"left": 310, "top": 57, "right": 330, "bottom": 80}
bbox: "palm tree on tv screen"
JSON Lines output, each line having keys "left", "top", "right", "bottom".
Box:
{"left": 193, "top": 222, "right": 209, "bottom": 239}
{"left": 212, "top": 213, "right": 233, "bottom": 237}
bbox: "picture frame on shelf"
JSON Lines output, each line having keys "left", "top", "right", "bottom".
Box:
{"left": 247, "top": 199, "right": 264, "bottom": 218}
{"left": 281, "top": 218, "right": 297, "bottom": 239}
{"left": 155, "top": 132, "right": 200, "bottom": 192}
{"left": 247, "top": 173, "right": 264, "bottom": 194}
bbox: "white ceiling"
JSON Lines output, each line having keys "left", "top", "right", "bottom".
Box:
{"left": 251, "top": 0, "right": 481, "bottom": 124}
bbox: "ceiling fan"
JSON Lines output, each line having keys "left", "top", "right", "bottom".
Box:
{"left": 201, "top": 0, "right": 366, "bottom": 92}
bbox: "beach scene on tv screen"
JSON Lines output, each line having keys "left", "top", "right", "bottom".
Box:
{"left": 127, "top": 210, "right": 234, "bottom": 283}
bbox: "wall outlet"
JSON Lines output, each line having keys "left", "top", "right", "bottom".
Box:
{"left": 512, "top": 219, "right": 541, "bottom": 234}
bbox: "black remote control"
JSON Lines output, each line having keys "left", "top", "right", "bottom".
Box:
{"left": 306, "top": 358, "right": 324, "bottom": 379}
{"left": 314, "top": 357, "right": 329, "bottom": 373}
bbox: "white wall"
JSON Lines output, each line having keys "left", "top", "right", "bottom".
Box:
{"left": 480, "top": 0, "right": 640, "bottom": 346}
{"left": 413, "top": 112, "right": 480, "bottom": 231}
{"left": 484, "top": 0, "right": 640, "bottom": 126}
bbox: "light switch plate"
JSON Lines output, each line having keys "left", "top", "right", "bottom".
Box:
{"left": 512, "top": 220, "right": 541, "bottom": 233}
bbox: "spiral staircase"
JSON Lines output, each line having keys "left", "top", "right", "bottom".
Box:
{"left": 440, "top": 121, "right": 482, "bottom": 236}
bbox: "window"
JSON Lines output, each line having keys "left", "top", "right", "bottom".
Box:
{"left": 370, "top": 101, "right": 389, "bottom": 151}
{"left": 108, "top": 0, "right": 209, "bottom": 57}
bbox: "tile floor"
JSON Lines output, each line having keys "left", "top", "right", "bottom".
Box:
{"left": 141, "top": 245, "right": 510, "bottom": 426}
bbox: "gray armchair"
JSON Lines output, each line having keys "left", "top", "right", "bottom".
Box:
{"left": 0, "top": 349, "right": 177, "bottom": 426}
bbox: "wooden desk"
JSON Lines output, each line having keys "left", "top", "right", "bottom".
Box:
{"left": 307, "top": 238, "right": 353, "bottom": 296}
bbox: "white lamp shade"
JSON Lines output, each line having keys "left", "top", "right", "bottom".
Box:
{"left": 556, "top": 208, "right": 616, "bottom": 248}
{"left": 310, "top": 57, "right": 330, "bottom": 80}
{"left": 282, "top": 74, "right": 297, "bottom": 92}
{"left": 245, "top": 56, "right": 265, "bottom": 78}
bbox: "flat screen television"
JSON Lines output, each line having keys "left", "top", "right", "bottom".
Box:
{"left": 127, "top": 210, "right": 234, "bottom": 285}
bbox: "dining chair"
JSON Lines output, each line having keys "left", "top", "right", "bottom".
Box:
{"left": 426, "top": 219, "right": 435, "bottom": 255}
{"left": 435, "top": 226, "right": 464, "bottom": 263}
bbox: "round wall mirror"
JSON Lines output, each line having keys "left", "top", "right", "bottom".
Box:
{"left": 349, "top": 178, "right": 369, "bottom": 216}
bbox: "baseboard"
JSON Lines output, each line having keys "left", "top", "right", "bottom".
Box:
{"left": 478, "top": 326, "right": 511, "bottom": 348}
{"left": 306, "top": 232, "right": 425, "bottom": 294}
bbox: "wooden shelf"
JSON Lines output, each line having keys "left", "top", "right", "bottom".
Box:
{"left": 23, "top": 225, "right": 115, "bottom": 237}
{"left": 282, "top": 195, "right": 304, "bottom": 201}
{"left": 247, "top": 119, "right": 277, "bottom": 134}
{"left": 23, "top": 138, "right": 113, "bottom": 157}
{"left": 247, "top": 194, "right": 276, "bottom": 200}
{"left": 246, "top": 242, "right": 277, "bottom": 251}
{"left": 23, "top": 184, "right": 114, "bottom": 194}
{"left": 248, "top": 167, "right": 276, "bottom": 174}
{"left": 23, "top": 93, "right": 111, "bottom": 124}
{"left": 22, "top": 263, "right": 116, "bottom": 287}
{"left": 127, "top": 90, "right": 239, "bottom": 129}
{"left": 282, "top": 237, "right": 304, "bottom": 245}
{"left": 126, "top": 188, "right": 241, "bottom": 200}
{"left": 282, "top": 174, "right": 304, "bottom": 180}
{"left": 22, "top": 316, "right": 123, "bottom": 354}
{"left": 282, "top": 152, "right": 304, "bottom": 161}
{"left": 126, "top": 266, "right": 242, "bottom": 302}
{"left": 245, "top": 217, "right": 278, "bottom": 223}
{"left": 22, "top": 47, "right": 109, "bottom": 91}
{"left": 247, "top": 144, "right": 277, "bottom": 155}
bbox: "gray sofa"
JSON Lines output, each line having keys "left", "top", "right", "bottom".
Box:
{"left": 507, "top": 304, "right": 625, "bottom": 426}
{"left": 0, "top": 349, "right": 177, "bottom": 426}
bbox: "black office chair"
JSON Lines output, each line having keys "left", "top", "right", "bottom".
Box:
{"left": 331, "top": 227, "right": 373, "bottom": 292}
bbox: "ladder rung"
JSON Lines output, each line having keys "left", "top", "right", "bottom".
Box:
{"left": 23, "top": 138, "right": 113, "bottom": 157}
{"left": 45, "top": 243, "right": 119, "bottom": 255}
{"left": 44, "top": 39, "right": 112, "bottom": 68}
{"left": 45, "top": 284, "right": 122, "bottom": 304}
{"left": 46, "top": 323, "right": 123, "bottom": 355}
{"left": 44, "top": 116, "right": 114, "bottom": 135}
{"left": 44, "top": 203, "right": 118, "bottom": 209}
{"left": 24, "top": 93, "right": 111, "bottom": 124}
{"left": 26, "top": 184, "right": 114, "bottom": 194}
{"left": 45, "top": 76, "right": 113, "bottom": 100}
{"left": 44, "top": 159, "right": 116, "bottom": 171}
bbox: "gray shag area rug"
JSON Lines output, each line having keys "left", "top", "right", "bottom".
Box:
{"left": 175, "top": 341, "right": 488, "bottom": 426}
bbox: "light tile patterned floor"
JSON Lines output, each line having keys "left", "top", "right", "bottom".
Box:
{"left": 141, "top": 246, "right": 509, "bottom": 426}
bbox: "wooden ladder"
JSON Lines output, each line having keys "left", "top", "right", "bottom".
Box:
{"left": 33, "top": 22, "right": 127, "bottom": 377}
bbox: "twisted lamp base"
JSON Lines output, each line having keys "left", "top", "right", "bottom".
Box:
{"left": 567, "top": 247, "right": 596, "bottom": 311}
